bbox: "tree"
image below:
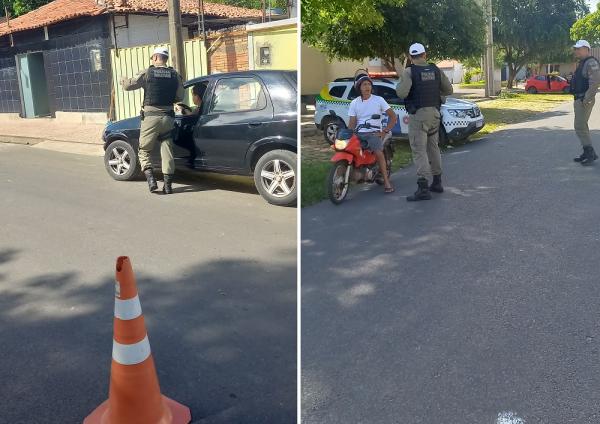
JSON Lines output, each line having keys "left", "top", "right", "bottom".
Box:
{"left": 571, "top": 3, "right": 600, "bottom": 45}
{"left": 493, "top": 0, "right": 589, "bottom": 88}
{"left": 1, "top": 0, "right": 52, "bottom": 17}
{"left": 302, "top": 0, "right": 485, "bottom": 67}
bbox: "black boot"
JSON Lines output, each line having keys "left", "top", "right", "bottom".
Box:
{"left": 407, "top": 178, "right": 432, "bottom": 202}
{"left": 580, "top": 146, "right": 598, "bottom": 166}
{"left": 143, "top": 168, "right": 158, "bottom": 192}
{"left": 162, "top": 174, "right": 173, "bottom": 194}
{"left": 430, "top": 174, "right": 444, "bottom": 193}
{"left": 574, "top": 150, "right": 587, "bottom": 162}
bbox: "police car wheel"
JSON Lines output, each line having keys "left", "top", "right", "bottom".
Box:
{"left": 323, "top": 118, "right": 345, "bottom": 145}
{"left": 104, "top": 139, "right": 139, "bottom": 181}
{"left": 254, "top": 149, "right": 297, "bottom": 206}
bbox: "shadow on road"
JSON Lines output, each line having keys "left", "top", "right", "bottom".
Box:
{"left": 301, "top": 125, "right": 600, "bottom": 423}
{"left": 0, "top": 253, "right": 296, "bottom": 424}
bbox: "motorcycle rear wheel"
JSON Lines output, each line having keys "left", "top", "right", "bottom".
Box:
{"left": 328, "top": 161, "right": 350, "bottom": 204}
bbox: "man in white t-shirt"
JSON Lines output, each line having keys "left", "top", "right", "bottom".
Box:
{"left": 348, "top": 74, "right": 397, "bottom": 193}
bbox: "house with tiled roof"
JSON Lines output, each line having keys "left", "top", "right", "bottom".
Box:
{"left": 0, "top": 0, "right": 263, "bottom": 119}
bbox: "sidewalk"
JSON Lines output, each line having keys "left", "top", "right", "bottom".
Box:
{"left": 0, "top": 115, "right": 105, "bottom": 156}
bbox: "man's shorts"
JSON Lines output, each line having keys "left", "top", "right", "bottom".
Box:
{"left": 357, "top": 133, "right": 385, "bottom": 152}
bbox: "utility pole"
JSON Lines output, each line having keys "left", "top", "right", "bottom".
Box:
{"left": 168, "top": 0, "right": 186, "bottom": 81}
{"left": 483, "top": 0, "right": 497, "bottom": 96}
{"left": 261, "top": 0, "right": 266, "bottom": 23}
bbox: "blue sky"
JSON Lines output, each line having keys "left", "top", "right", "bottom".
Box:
{"left": 588, "top": 0, "right": 599, "bottom": 9}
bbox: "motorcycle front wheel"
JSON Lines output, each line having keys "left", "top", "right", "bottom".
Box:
{"left": 327, "top": 160, "right": 350, "bottom": 204}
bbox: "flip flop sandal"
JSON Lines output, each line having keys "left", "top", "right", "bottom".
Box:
{"left": 384, "top": 186, "right": 395, "bottom": 194}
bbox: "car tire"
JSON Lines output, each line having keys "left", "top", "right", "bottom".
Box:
{"left": 254, "top": 149, "right": 297, "bottom": 206}
{"left": 323, "top": 117, "right": 345, "bottom": 145}
{"left": 563, "top": 86, "right": 570, "bottom": 93}
{"left": 104, "top": 139, "right": 140, "bottom": 181}
{"left": 527, "top": 87, "right": 537, "bottom": 94}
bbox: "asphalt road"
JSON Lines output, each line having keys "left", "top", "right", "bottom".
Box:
{"left": 0, "top": 144, "right": 296, "bottom": 424}
{"left": 302, "top": 101, "right": 600, "bottom": 424}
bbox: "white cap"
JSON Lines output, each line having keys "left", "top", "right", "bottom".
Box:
{"left": 409, "top": 43, "right": 426, "bottom": 56}
{"left": 573, "top": 40, "right": 591, "bottom": 49}
{"left": 152, "top": 47, "right": 169, "bottom": 57}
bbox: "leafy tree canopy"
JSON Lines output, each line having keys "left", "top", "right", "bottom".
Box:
{"left": 493, "top": 0, "right": 588, "bottom": 86}
{"left": 302, "top": 0, "right": 485, "bottom": 66}
{"left": 571, "top": 3, "right": 600, "bottom": 45}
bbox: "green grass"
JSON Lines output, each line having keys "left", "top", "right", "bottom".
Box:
{"left": 301, "top": 92, "right": 572, "bottom": 207}
{"left": 458, "top": 81, "right": 509, "bottom": 89}
{"left": 471, "top": 93, "right": 571, "bottom": 140}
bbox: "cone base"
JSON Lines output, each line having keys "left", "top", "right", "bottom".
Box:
{"left": 83, "top": 395, "right": 191, "bottom": 424}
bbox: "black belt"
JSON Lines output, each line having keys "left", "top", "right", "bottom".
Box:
{"left": 141, "top": 109, "right": 175, "bottom": 118}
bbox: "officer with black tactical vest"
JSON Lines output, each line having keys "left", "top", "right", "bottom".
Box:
{"left": 121, "top": 47, "right": 184, "bottom": 194}
{"left": 570, "top": 40, "right": 600, "bottom": 165}
{"left": 396, "top": 43, "right": 453, "bottom": 201}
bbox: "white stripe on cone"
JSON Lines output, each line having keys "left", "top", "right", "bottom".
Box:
{"left": 114, "top": 295, "right": 142, "bottom": 320}
{"left": 112, "top": 335, "right": 151, "bottom": 365}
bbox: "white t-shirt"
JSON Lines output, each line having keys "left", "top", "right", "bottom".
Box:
{"left": 348, "top": 94, "right": 391, "bottom": 133}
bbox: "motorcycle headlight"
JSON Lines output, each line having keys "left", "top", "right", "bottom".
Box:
{"left": 334, "top": 139, "right": 349, "bottom": 150}
{"left": 448, "top": 109, "right": 468, "bottom": 118}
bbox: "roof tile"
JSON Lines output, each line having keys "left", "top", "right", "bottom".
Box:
{"left": 0, "top": 0, "right": 261, "bottom": 37}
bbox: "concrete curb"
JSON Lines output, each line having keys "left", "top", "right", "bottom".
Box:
{"left": 0, "top": 137, "right": 104, "bottom": 156}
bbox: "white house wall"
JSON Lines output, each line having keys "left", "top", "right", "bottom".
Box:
{"left": 113, "top": 15, "right": 188, "bottom": 49}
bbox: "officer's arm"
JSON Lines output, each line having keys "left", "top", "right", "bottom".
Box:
{"left": 395, "top": 68, "right": 412, "bottom": 99}
{"left": 174, "top": 75, "right": 185, "bottom": 103}
{"left": 121, "top": 69, "right": 146, "bottom": 91}
{"left": 584, "top": 59, "right": 600, "bottom": 104}
{"left": 440, "top": 71, "right": 453, "bottom": 96}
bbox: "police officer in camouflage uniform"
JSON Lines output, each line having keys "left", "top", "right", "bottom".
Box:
{"left": 570, "top": 40, "right": 600, "bottom": 166}
{"left": 121, "top": 47, "right": 184, "bottom": 194}
{"left": 396, "top": 43, "right": 453, "bottom": 201}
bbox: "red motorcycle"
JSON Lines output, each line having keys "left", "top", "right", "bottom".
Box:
{"left": 326, "top": 112, "right": 394, "bottom": 204}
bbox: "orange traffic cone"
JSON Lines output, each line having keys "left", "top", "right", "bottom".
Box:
{"left": 84, "top": 256, "right": 191, "bottom": 424}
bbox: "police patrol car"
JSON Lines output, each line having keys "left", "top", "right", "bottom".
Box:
{"left": 314, "top": 76, "right": 485, "bottom": 144}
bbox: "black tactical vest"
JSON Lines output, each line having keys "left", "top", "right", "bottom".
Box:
{"left": 570, "top": 56, "right": 598, "bottom": 97}
{"left": 143, "top": 66, "right": 179, "bottom": 107}
{"left": 405, "top": 64, "right": 442, "bottom": 114}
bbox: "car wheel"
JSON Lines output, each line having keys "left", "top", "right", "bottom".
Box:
{"left": 563, "top": 86, "right": 570, "bottom": 93}
{"left": 104, "top": 139, "right": 140, "bottom": 181}
{"left": 323, "top": 118, "right": 345, "bottom": 145}
{"left": 527, "top": 87, "right": 537, "bottom": 94}
{"left": 254, "top": 149, "right": 297, "bottom": 206}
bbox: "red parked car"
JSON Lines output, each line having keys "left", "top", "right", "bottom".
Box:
{"left": 525, "top": 74, "right": 570, "bottom": 94}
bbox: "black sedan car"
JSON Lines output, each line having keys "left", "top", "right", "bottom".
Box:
{"left": 102, "top": 70, "right": 297, "bottom": 206}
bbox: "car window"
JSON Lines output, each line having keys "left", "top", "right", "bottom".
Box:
{"left": 535, "top": 76, "right": 546, "bottom": 81}
{"left": 373, "top": 85, "right": 398, "bottom": 102}
{"left": 208, "top": 77, "right": 267, "bottom": 114}
{"left": 348, "top": 85, "right": 359, "bottom": 100}
{"left": 329, "top": 85, "right": 346, "bottom": 98}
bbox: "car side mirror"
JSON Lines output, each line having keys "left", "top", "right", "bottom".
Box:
{"left": 371, "top": 114, "right": 381, "bottom": 119}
